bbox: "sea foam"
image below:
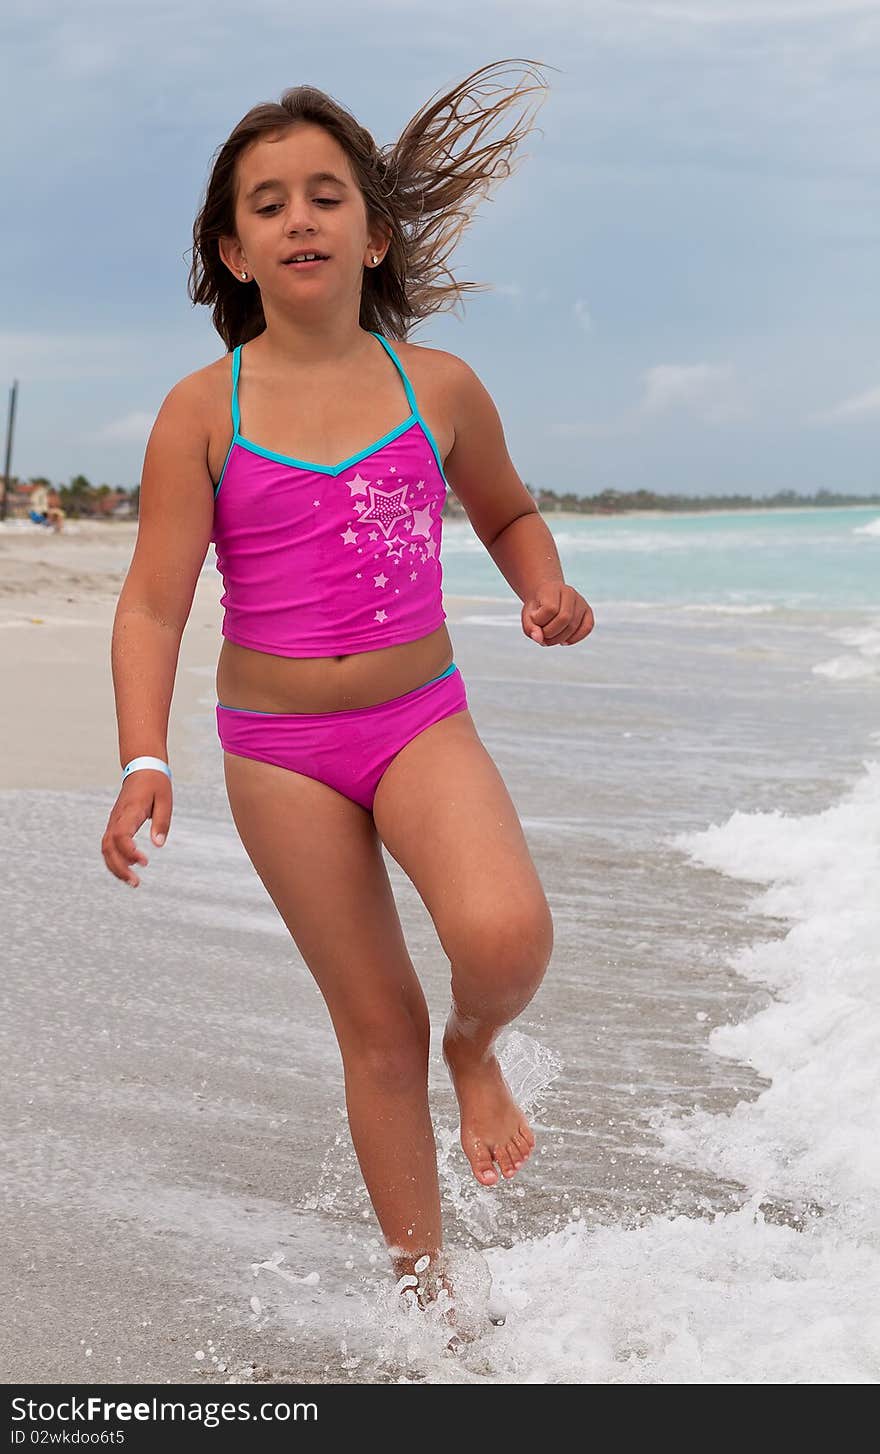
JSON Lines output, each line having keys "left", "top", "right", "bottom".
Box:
{"left": 382, "top": 758, "right": 880, "bottom": 1382}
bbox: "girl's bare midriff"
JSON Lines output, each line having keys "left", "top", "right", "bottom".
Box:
{"left": 216, "top": 627, "right": 455, "bottom": 713}
{"left": 207, "top": 337, "right": 456, "bottom": 714}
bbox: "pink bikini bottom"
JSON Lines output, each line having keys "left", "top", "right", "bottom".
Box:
{"left": 215, "top": 661, "right": 468, "bottom": 813}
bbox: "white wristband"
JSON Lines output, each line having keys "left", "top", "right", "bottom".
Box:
{"left": 122, "top": 755, "right": 172, "bottom": 781}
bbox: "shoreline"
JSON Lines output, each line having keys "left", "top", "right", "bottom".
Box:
{"left": 2, "top": 513, "right": 877, "bottom": 793}
{"left": 2, "top": 500, "right": 878, "bottom": 536}
{"left": 536, "top": 502, "right": 880, "bottom": 522}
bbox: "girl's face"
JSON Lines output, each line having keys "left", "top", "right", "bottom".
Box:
{"left": 220, "top": 123, "right": 389, "bottom": 312}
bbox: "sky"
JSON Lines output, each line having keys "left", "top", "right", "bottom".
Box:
{"left": 2, "top": 0, "right": 879, "bottom": 499}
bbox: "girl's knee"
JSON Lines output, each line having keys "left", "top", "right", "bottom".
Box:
{"left": 451, "top": 895, "right": 553, "bottom": 989}
{"left": 348, "top": 1041, "right": 430, "bottom": 1092}
{"left": 338, "top": 1014, "right": 430, "bottom": 1089}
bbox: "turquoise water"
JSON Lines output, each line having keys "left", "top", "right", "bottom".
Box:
{"left": 441, "top": 506, "right": 880, "bottom": 611}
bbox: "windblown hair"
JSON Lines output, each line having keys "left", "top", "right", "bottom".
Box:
{"left": 187, "top": 58, "right": 555, "bottom": 349}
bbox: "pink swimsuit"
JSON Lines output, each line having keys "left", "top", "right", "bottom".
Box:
{"left": 211, "top": 331, "right": 449, "bottom": 656}
{"left": 212, "top": 332, "right": 469, "bottom": 812}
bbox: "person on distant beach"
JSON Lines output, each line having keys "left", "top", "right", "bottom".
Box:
{"left": 102, "top": 59, "right": 593, "bottom": 1340}
{"left": 29, "top": 482, "right": 49, "bottom": 526}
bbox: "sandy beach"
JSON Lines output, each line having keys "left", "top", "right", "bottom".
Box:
{"left": 0, "top": 521, "right": 224, "bottom": 791}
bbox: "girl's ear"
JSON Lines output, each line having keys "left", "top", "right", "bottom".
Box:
{"left": 217, "top": 235, "right": 242, "bottom": 276}
{"left": 368, "top": 226, "right": 392, "bottom": 258}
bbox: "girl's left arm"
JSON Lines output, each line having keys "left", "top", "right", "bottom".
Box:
{"left": 441, "top": 355, "right": 595, "bottom": 647}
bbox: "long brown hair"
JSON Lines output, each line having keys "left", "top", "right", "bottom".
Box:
{"left": 187, "top": 58, "right": 556, "bottom": 350}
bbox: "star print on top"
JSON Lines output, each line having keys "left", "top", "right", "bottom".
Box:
{"left": 210, "top": 333, "right": 450, "bottom": 657}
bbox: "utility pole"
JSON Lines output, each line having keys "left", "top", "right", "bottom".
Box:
{"left": 1, "top": 377, "right": 17, "bottom": 522}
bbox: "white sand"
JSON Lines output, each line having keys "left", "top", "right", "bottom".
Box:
{"left": 0, "top": 521, "right": 223, "bottom": 791}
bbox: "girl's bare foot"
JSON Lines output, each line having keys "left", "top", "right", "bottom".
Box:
{"left": 394, "top": 1249, "right": 477, "bottom": 1349}
{"left": 442, "top": 1023, "right": 536, "bottom": 1186}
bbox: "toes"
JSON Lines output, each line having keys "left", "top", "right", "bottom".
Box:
{"left": 467, "top": 1136, "right": 498, "bottom": 1185}
{"left": 512, "top": 1129, "right": 532, "bottom": 1162}
{"left": 495, "top": 1143, "right": 516, "bottom": 1179}
{"left": 519, "top": 1123, "right": 536, "bottom": 1150}
{"left": 505, "top": 1136, "right": 527, "bottom": 1172}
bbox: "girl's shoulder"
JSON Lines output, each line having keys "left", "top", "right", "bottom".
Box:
{"left": 399, "top": 340, "right": 498, "bottom": 426}
{"left": 186, "top": 351, "right": 231, "bottom": 400}
{"left": 163, "top": 356, "right": 225, "bottom": 419}
{"left": 396, "top": 335, "right": 465, "bottom": 375}
{"left": 394, "top": 337, "right": 473, "bottom": 411}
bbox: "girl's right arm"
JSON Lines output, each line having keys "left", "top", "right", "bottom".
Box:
{"left": 102, "top": 372, "right": 216, "bottom": 888}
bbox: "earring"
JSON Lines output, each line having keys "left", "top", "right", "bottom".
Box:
{"left": 240, "top": 270, "right": 248, "bottom": 280}
{"left": 371, "top": 255, "right": 379, "bottom": 265}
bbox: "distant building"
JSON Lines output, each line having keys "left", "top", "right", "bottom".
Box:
{"left": 3, "top": 479, "right": 136, "bottom": 520}
{"left": 93, "top": 488, "right": 133, "bottom": 518}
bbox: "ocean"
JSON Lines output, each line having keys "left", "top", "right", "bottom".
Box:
{"left": 3, "top": 505, "right": 878, "bottom": 1383}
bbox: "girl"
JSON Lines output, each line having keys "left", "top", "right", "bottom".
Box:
{"left": 103, "top": 59, "right": 594, "bottom": 1338}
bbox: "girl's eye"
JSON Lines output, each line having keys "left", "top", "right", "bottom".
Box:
{"left": 257, "top": 199, "right": 340, "bottom": 214}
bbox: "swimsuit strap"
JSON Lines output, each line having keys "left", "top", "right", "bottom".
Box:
{"left": 369, "top": 332, "right": 418, "bottom": 415}
{"left": 231, "top": 343, "right": 242, "bottom": 435}
{"left": 230, "top": 333, "right": 415, "bottom": 438}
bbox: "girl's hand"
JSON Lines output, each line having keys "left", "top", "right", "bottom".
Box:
{"left": 101, "top": 772, "right": 173, "bottom": 888}
{"left": 522, "top": 582, "right": 595, "bottom": 646}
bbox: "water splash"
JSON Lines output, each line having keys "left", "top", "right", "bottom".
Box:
{"left": 498, "top": 1028, "right": 565, "bottom": 1116}
{"left": 437, "top": 1030, "right": 564, "bottom": 1241}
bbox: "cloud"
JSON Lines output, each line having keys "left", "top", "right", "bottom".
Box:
{"left": 84, "top": 411, "right": 156, "bottom": 444}
{"left": 573, "top": 299, "right": 593, "bottom": 334}
{"left": 609, "top": 0, "right": 878, "bottom": 22}
{"left": 0, "top": 331, "right": 184, "bottom": 383}
{"left": 548, "top": 359, "right": 750, "bottom": 440}
{"left": 492, "top": 283, "right": 525, "bottom": 309}
{"left": 810, "top": 383, "right": 880, "bottom": 424}
{"left": 639, "top": 362, "right": 748, "bottom": 422}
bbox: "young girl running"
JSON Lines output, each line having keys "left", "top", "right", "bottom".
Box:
{"left": 103, "top": 59, "right": 594, "bottom": 1336}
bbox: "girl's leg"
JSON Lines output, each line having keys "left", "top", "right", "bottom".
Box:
{"left": 222, "top": 750, "right": 445, "bottom": 1296}
{"left": 371, "top": 708, "right": 554, "bottom": 1188}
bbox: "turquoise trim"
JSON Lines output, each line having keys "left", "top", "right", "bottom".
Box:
{"left": 414, "top": 411, "right": 449, "bottom": 489}
{"left": 231, "top": 344, "right": 242, "bottom": 434}
{"left": 216, "top": 662, "right": 458, "bottom": 715}
{"left": 369, "top": 331, "right": 418, "bottom": 414}
{"left": 217, "top": 703, "right": 283, "bottom": 714}
{"left": 425, "top": 660, "right": 457, "bottom": 684}
{"left": 213, "top": 345, "right": 241, "bottom": 498}
{"left": 214, "top": 435, "right": 235, "bottom": 499}
{"left": 214, "top": 332, "right": 449, "bottom": 496}
{"left": 370, "top": 332, "right": 449, "bottom": 486}
{"left": 231, "top": 414, "right": 420, "bottom": 478}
